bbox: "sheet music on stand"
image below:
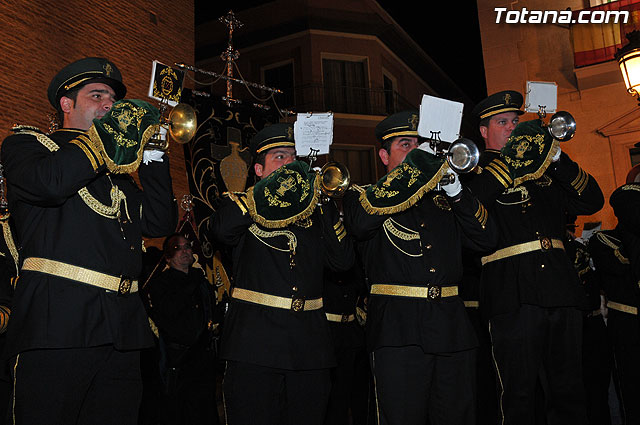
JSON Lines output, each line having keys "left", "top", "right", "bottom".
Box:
{"left": 417, "top": 95, "right": 463, "bottom": 143}
{"left": 524, "top": 81, "right": 557, "bottom": 114}
{"left": 294, "top": 112, "right": 334, "bottom": 156}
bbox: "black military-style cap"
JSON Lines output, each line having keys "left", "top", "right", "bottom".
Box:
{"left": 250, "top": 122, "right": 296, "bottom": 157}
{"left": 375, "top": 110, "right": 419, "bottom": 143}
{"left": 472, "top": 90, "right": 525, "bottom": 121}
{"left": 47, "top": 57, "right": 127, "bottom": 108}
{"left": 609, "top": 183, "right": 640, "bottom": 221}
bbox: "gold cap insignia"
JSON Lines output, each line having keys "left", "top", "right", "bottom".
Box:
{"left": 409, "top": 114, "right": 418, "bottom": 130}
{"left": 104, "top": 63, "right": 113, "bottom": 77}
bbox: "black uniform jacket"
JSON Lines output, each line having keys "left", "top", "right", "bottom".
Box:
{"left": 342, "top": 184, "right": 498, "bottom": 354}
{"left": 565, "top": 236, "right": 602, "bottom": 313}
{"left": 211, "top": 196, "right": 354, "bottom": 370}
{"left": 589, "top": 228, "right": 640, "bottom": 313}
{"left": 467, "top": 150, "right": 604, "bottom": 319}
{"left": 1, "top": 128, "right": 177, "bottom": 356}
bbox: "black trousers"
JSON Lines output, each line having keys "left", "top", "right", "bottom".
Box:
{"left": 371, "top": 345, "right": 476, "bottom": 425}
{"left": 11, "top": 345, "right": 142, "bottom": 425}
{"left": 489, "top": 305, "right": 587, "bottom": 425}
{"left": 582, "top": 314, "right": 612, "bottom": 425}
{"left": 223, "top": 360, "right": 331, "bottom": 425}
{"left": 608, "top": 309, "right": 640, "bottom": 425}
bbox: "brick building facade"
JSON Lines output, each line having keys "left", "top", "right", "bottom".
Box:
{"left": 0, "top": 0, "right": 195, "bottom": 246}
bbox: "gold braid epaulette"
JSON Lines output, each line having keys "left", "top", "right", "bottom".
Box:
{"left": 223, "top": 191, "right": 249, "bottom": 215}
{"left": 24, "top": 129, "right": 128, "bottom": 220}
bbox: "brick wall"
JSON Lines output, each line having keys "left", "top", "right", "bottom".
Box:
{"left": 0, "top": 0, "right": 195, "bottom": 246}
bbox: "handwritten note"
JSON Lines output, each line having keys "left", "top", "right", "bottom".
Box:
{"left": 294, "top": 112, "right": 334, "bottom": 156}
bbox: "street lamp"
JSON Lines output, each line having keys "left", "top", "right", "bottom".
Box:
{"left": 616, "top": 30, "right": 640, "bottom": 101}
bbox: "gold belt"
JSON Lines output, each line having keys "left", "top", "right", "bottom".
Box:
{"left": 370, "top": 284, "right": 458, "bottom": 300}
{"left": 464, "top": 300, "right": 479, "bottom": 308}
{"left": 22, "top": 257, "right": 138, "bottom": 295}
{"left": 325, "top": 312, "right": 356, "bottom": 323}
{"left": 607, "top": 301, "right": 638, "bottom": 315}
{"left": 481, "top": 238, "right": 564, "bottom": 265}
{"left": 231, "top": 287, "right": 323, "bottom": 312}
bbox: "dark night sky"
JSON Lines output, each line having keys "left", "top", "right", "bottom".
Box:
{"left": 194, "top": 1, "right": 487, "bottom": 104}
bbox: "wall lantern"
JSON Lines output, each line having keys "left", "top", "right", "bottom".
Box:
{"left": 616, "top": 30, "right": 640, "bottom": 101}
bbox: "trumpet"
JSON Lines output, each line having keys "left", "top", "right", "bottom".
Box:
{"left": 430, "top": 138, "right": 480, "bottom": 185}
{"left": 318, "top": 161, "right": 351, "bottom": 200}
{"left": 145, "top": 102, "right": 198, "bottom": 150}
{"left": 546, "top": 111, "right": 576, "bottom": 142}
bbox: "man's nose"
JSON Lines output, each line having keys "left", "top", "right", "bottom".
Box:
{"left": 103, "top": 98, "right": 114, "bottom": 111}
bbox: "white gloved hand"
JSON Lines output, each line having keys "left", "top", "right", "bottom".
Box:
{"left": 418, "top": 141, "right": 436, "bottom": 155}
{"left": 552, "top": 146, "right": 562, "bottom": 162}
{"left": 442, "top": 169, "right": 462, "bottom": 197}
{"left": 143, "top": 149, "right": 165, "bottom": 165}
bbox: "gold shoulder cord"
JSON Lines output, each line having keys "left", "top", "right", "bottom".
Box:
{"left": 249, "top": 223, "right": 298, "bottom": 267}
{"left": 596, "top": 232, "right": 629, "bottom": 264}
{"left": 382, "top": 218, "right": 422, "bottom": 257}
{"left": 27, "top": 130, "right": 128, "bottom": 220}
{"left": 0, "top": 216, "right": 19, "bottom": 277}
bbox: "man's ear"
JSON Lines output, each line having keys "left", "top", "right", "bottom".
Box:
{"left": 378, "top": 148, "right": 389, "bottom": 167}
{"left": 479, "top": 125, "right": 488, "bottom": 140}
{"left": 59, "top": 96, "right": 74, "bottom": 114}
{"left": 254, "top": 162, "right": 264, "bottom": 178}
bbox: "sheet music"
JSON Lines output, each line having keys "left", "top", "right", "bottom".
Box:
{"left": 294, "top": 112, "right": 333, "bottom": 156}
{"left": 417, "top": 95, "right": 463, "bottom": 143}
{"left": 524, "top": 81, "right": 557, "bottom": 114}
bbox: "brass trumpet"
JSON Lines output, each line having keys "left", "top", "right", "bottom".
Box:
{"left": 145, "top": 103, "right": 198, "bottom": 150}
{"left": 319, "top": 161, "right": 351, "bottom": 199}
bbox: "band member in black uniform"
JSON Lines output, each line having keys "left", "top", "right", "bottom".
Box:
{"left": 466, "top": 91, "right": 604, "bottom": 425}
{"left": 323, "top": 262, "right": 371, "bottom": 425}
{"left": 210, "top": 123, "right": 354, "bottom": 425}
{"left": 1, "top": 57, "right": 177, "bottom": 424}
{"left": 589, "top": 183, "right": 640, "bottom": 425}
{"left": 342, "top": 110, "right": 498, "bottom": 425}
{"left": 564, "top": 218, "right": 612, "bottom": 425}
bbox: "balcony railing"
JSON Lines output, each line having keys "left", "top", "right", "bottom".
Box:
{"left": 273, "top": 83, "right": 416, "bottom": 116}
{"left": 572, "top": 0, "right": 640, "bottom": 68}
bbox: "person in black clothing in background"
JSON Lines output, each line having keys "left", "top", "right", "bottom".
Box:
{"left": 589, "top": 183, "right": 640, "bottom": 425}
{"left": 147, "top": 233, "right": 220, "bottom": 425}
{"left": 323, "top": 261, "right": 371, "bottom": 425}
{"left": 565, "top": 217, "right": 612, "bottom": 425}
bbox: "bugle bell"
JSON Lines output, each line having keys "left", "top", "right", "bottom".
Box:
{"left": 546, "top": 111, "right": 576, "bottom": 142}
{"left": 145, "top": 103, "right": 198, "bottom": 150}
{"left": 445, "top": 138, "right": 480, "bottom": 174}
{"left": 319, "top": 161, "right": 351, "bottom": 199}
